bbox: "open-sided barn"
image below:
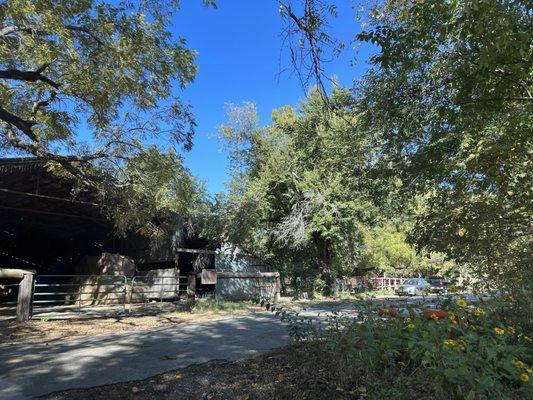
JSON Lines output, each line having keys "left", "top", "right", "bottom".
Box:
{"left": 0, "top": 157, "right": 279, "bottom": 321}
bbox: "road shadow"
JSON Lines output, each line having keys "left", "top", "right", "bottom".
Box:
{"left": 0, "top": 312, "right": 288, "bottom": 399}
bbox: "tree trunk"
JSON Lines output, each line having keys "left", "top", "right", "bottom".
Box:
{"left": 312, "top": 233, "right": 335, "bottom": 295}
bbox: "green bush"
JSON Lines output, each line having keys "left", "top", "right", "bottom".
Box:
{"left": 281, "top": 297, "right": 532, "bottom": 399}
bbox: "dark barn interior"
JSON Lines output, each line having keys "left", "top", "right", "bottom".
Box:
{"left": 0, "top": 158, "right": 124, "bottom": 275}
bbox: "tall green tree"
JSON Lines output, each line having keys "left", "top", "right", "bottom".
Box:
{"left": 0, "top": 0, "right": 213, "bottom": 238}
{"left": 216, "top": 89, "right": 397, "bottom": 292}
{"left": 356, "top": 0, "right": 532, "bottom": 290}
{"left": 277, "top": 0, "right": 531, "bottom": 293}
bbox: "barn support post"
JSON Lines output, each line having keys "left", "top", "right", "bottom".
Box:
{"left": 187, "top": 273, "right": 196, "bottom": 300}
{"left": 274, "top": 274, "right": 281, "bottom": 303}
{"left": 16, "top": 273, "right": 34, "bottom": 323}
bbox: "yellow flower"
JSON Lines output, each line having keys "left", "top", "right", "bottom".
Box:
{"left": 448, "top": 311, "right": 457, "bottom": 324}
{"left": 430, "top": 313, "right": 439, "bottom": 321}
{"left": 520, "top": 373, "right": 529, "bottom": 383}
{"left": 456, "top": 298, "right": 467, "bottom": 308}
{"left": 473, "top": 307, "right": 485, "bottom": 317}
{"left": 444, "top": 339, "right": 455, "bottom": 346}
{"left": 508, "top": 295, "right": 516, "bottom": 303}
{"left": 493, "top": 327, "right": 505, "bottom": 336}
{"left": 522, "top": 335, "right": 532, "bottom": 342}
{"left": 508, "top": 326, "right": 516, "bottom": 335}
{"left": 514, "top": 360, "right": 525, "bottom": 369}
{"left": 405, "top": 323, "right": 415, "bottom": 330}
{"left": 444, "top": 338, "right": 465, "bottom": 350}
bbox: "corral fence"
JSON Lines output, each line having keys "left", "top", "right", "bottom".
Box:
{"left": 340, "top": 276, "right": 406, "bottom": 293}
{"left": 30, "top": 274, "right": 187, "bottom": 317}
{"left": 33, "top": 274, "right": 128, "bottom": 312}
{"left": 1, "top": 270, "right": 281, "bottom": 320}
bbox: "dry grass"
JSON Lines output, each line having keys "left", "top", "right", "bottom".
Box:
{"left": 0, "top": 302, "right": 262, "bottom": 345}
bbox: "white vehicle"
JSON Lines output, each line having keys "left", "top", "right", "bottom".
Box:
{"left": 395, "top": 278, "right": 431, "bottom": 296}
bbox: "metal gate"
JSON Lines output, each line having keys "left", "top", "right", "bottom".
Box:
{"left": 29, "top": 274, "right": 189, "bottom": 318}
{"left": 0, "top": 281, "right": 19, "bottom": 319}
{"left": 32, "top": 274, "right": 128, "bottom": 317}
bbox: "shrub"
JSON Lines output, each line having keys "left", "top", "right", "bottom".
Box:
{"left": 280, "top": 296, "right": 532, "bottom": 399}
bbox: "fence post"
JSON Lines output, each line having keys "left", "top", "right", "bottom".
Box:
{"left": 274, "top": 274, "right": 281, "bottom": 303}
{"left": 16, "top": 273, "right": 34, "bottom": 323}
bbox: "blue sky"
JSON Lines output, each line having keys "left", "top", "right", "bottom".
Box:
{"left": 173, "top": 1, "right": 373, "bottom": 194}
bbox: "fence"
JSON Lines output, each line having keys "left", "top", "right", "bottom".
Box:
{"left": 342, "top": 276, "right": 406, "bottom": 293}
{"left": 1, "top": 271, "right": 280, "bottom": 320}
{"left": 370, "top": 277, "right": 405, "bottom": 291}
{"left": 33, "top": 274, "right": 128, "bottom": 311}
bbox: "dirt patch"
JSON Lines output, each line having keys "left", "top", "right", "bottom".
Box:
{"left": 0, "top": 306, "right": 261, "bottom": 345}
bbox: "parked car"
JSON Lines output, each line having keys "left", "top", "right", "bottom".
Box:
{"left": 427, "top": 276, "right": 451, "bottom": 294}
{"left": 395, "top": 278, "right": 431, "bottom": 296}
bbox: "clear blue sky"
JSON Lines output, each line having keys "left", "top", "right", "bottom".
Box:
{"left": 173, "top": 1, "right": 373, "bottom": 194}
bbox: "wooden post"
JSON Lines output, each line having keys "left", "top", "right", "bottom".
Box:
{"left": 16, "top": 273, "right": 34, "bottom": 323}
{"left": 274, "top": 274, "right": 281, "bottom": 303}
{"left": 187, "top": 273, "right": 196, "bottom": 299}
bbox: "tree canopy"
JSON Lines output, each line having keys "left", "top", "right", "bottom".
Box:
{"left": 0, "top": 0, "right": 212, "bottom": 238}
{"left": 214, "top": 88, "right": 404, "bottom": 291}
{"left": 356, "top": 0, "right": 532, "bottom": 289}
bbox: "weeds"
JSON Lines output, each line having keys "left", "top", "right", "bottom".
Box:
{"left": 185, "top": 298, "right": 258, "bottom": 314}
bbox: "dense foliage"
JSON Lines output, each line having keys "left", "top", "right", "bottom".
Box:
{"left": 216, "top": 0, "right": 532, "bottom": 296}
{"left": 215, "top": 89, "right": 403, "bottom": 292}
{"left": 356, "top": 0, "right": 532, "bottom": 294}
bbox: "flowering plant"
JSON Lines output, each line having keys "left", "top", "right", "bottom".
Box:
{"left": 281, "top": 295, "right": 532, "bottom": 399}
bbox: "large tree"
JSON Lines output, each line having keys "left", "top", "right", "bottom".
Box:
{"left": 215, "top": 89, "right": 397, "bottom": 293}
{"left": 0, "top": 0, "right": 213, "bottom": 238}
{"left": 356, "top": 0, "right": 532, "bottom": 291}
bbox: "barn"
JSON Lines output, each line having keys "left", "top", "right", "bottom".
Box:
{"left": 0, "top": 157, "right": 279, "bottom": 320}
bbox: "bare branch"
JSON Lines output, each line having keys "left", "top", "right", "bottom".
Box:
{"left": 278, "top": 0, "right": 337, "bottom": 104}
{"left": 0, "top": 106, "right": 38, "bottom": 141}
{"left": 0, "top": 24, "right": 103, "bottom": 45}
{"left": 0, "top": 65, "right": 61, "bottom": 89}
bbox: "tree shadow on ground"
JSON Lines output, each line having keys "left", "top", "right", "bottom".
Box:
{"left": 0, "top": 312, "right": 289, "bottom": 399}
